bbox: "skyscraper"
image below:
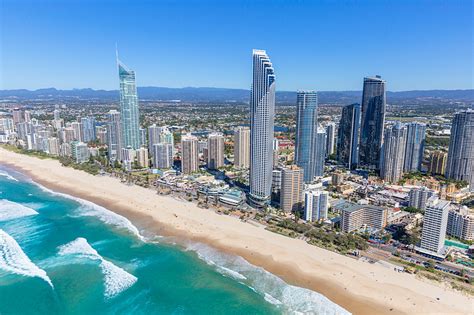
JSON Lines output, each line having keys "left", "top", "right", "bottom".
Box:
{"left": 420, "top": 200, "right": 450, "bottom": 254}
{"left": 106, "top": 110, "right": 122, "bottom": 162}
{"left": 325, "top": 122, "right": 336, "bottom": 157}
{"left": 181, "top": 133, "right": 199, "bottom": 174}
{"left": 152, "top": 143, "right": 174, "bottom": 169}
{"left": 445, "top": 109, "right": 474, "bottom": 192}
{"left": 249, "top": 49, "right": 276, "bottom": 207}
{"left": 314, "top": 128, "right": 326, "bottom": 177}
{"left": 280, "top": 165, "right": 304, "bottom": 212}
{"left": 234, "top": 126, "right": 250, "bottom": 169}
{"left": 81, "top": 117, "right": 96, "bottom": 143}
{"left": 337, "top": 103, "right": 361, "bottom": 169}
{"left": 404, "top": 122, "right": 426, "bottom": 172}
{"left": 71, "top": 121, "right": 83, "bottom": 142}
{"left": 359, "top": 76, "right": 386, "bottom": 169}
{"left": 139, "top": 128, "right": 147, "bottom": 147}
{"left": 295, "top": 91, "right": 318, "bottom": 182}
{"left": 12, "top": 108, "right": 24, "bottom": 125}
{"left": 159, "top": 127, "right": 174, "bottom": 146}
{"left": 148, "top": 124, "right": 162, "bottom": 153}
{"left": 381, "top": 122, "right": 407, "bottom": 183}
{"left": 118, "top": 58, "right": 141, "bottom": 150}
{"left": 207, "top": 132, "right": 225, "bottom": 170}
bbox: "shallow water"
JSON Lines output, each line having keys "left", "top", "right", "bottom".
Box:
{"left": 0, "top": 166, "right": 349, "bottom": 315}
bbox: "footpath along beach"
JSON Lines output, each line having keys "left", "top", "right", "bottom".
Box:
{"left": 1, "top": 147, "right": 472, "bottom": 315}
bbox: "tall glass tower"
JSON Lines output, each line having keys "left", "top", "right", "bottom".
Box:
{"left": 446, "top": 109, "right": 474, "bottom": 192}
{"left": 249, "top": 49, "right": 276, "bottom": 207}
{"left": 381, "top": 122, "right": 407, "bottom": 183}
{"left": 359, "top": 76, "right": 386, "bottom": 170}
{"left": 118, "top": 58, "right": 140, "bottom": 150}
{"left": 314, "top": 128, "right": 327, "bottom": 177}
{"left": 106, "top": 110, "right": 122, "bottom": 162}
{"left": 337, "top": 103, "right": 361, "bottom": 169}
{"left": 404, "top": 122, "right": 427, "bottom": 172}
{"left": 295, "top": 91, "right": 318, "bottom": 183}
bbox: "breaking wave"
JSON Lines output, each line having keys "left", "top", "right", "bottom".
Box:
{"left": 0, "top": 229, "right": 53, "bottom": 287}
{"left": 58, "top": 237, "right": 137, "bottom": 298}
{"left": 186, "top": 242, "right": 350, "bottom": 315}
{"left": 34, "top": 184, "right": 143, "bottom": 240}
{"left": 0, "top": 199, "right": 38, "bottom": 222}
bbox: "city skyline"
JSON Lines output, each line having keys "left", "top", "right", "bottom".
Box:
{"left": 1, "top": 1, "right": 473, "bottom": 314}
{"left": 1, "top": 1, "right": 472, "bottom": 91}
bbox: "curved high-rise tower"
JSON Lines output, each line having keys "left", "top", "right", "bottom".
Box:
{"left": 249, "top": 49, "right": 276, "bottom": 207}
{"left": 118, "top": 59, "right": 141, "bottom": 150}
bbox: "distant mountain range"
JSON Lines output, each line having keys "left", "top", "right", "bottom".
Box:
{"left": 1, "top": 87, "right": 473, "bottom": 105}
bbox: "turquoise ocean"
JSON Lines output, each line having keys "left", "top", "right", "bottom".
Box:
{"left": 0, "top": 166, "right": 349, "bottom": 315}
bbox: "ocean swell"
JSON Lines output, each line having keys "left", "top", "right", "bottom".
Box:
{"left": 33, "top": 183, "right": 143, "bottom": 240}
{"left": 0, "top": 199, "right": 38, "bottom": 222}
{"left": 186, "top": 242, "right": 350, "bottom": 315}
{"left": 58, "top": 237, "right": 137, "bottom": 298}
{"left": 0, "top": 229, "right": 53, "bottom": 287}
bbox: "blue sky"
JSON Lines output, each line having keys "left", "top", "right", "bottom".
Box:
{"left": 1, "top": 0, "right": 472, "bottom": 91}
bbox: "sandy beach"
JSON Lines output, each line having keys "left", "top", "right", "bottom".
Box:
{"left": 1, "top": 147, "right": 472, "bottom": 315}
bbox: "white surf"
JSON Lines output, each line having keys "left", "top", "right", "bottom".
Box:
{"left": 58, "top": 237, "right": 137, "bottom": 298}
{"left": 0, "top": 229, "right": 53, "bottom": 287}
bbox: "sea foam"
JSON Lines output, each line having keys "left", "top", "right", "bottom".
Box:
{"left": 0, "top": 229, "right": 53, "bottom": 287}
{"left": 0, "top": 199, "right": 38, "bottom": 222}
{"left": 58, "top": 237, "right": 137, "bottom": 298}
{"left": 33, "top": 183, "right": 143, "bottom": 240}
{"left": 0, "top": 170, "right": 19, "bottom": 182}
{"left": 186, "top": 242, "right": 350, "bottom": 315}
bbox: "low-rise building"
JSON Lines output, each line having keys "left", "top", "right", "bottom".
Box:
{"left": 338, "top": 201, "right": 387, "bottom": 233}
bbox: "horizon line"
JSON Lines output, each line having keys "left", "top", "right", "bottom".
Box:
{"left": 1, "top": 86, "right": 473, "bottom": 93}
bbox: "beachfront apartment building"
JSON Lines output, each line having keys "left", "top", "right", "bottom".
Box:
{"left": 181, "top": 134, "right": 199, "bottom": 174}
{"left": 136, "top": 147, "right": 149, "bottom": 168}
{"left": 295, "top": 90, "right": 318, "bottom": 183}
{"left": 280, "top": 165, "right": 304, "bottom": 212}
{"left": 420, "top": 200, "right": 450, "bottom": 254}
{"left": 118, "top": 58, "right": 141, "bottom": 150}
{"left": 71, "top": 141, "right": 89, "bottom": 164}
{"left": 304, "top": 190, "right": 329, "bottom": 222}
{"left": 339, "top": 201, "right": 387, "bottom": 233}
{"left": 152, "top": 143, "right": 174, "bottom": 169}
{"left": 234, "top": 126, "right": 250, "bottom": 169}
{"left": 249, "top": 49, "right": 276, "bottom": 207}
{"left": 207, "top": 132, "right": 225, "bottom": 170}
{"left": 447, "top": 206, "right": 474, "bottom": 241}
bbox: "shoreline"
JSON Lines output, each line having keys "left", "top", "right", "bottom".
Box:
{"left": 1, "top": 148, "right": 472, "bottom": 315}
